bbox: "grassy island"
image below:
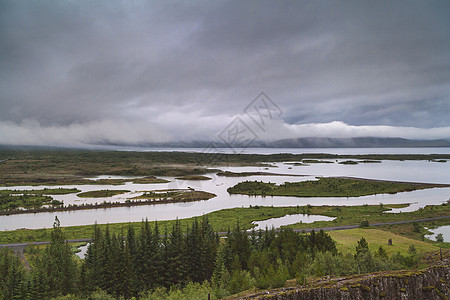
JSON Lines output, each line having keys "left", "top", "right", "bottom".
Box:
{"left": 130, "top": 189, "right": 215, "bottom": 201}
{"left": 227, "top": 177, "right": 449, "bottom": 197}
{"left": 0, "top": 194, "right": 62, "bottom": 212}
{"left": 130, "top": 176, "right": 170, "bottom": 184}
{"left": 0, "top": 188, "right": 79, "bottom": 212}
{"left": 77, "top": 190, "right": 130, "bottom": 198}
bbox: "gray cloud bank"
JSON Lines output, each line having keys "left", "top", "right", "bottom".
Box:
{"left": 1, "top": 1, "right": 450, "bottom": 147}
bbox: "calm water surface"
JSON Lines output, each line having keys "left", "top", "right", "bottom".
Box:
{"left": 252, "top": 214, "right": 336, "bottom": 230}
{"left": 426, "top": 225, "right": 450, "bottom": 242}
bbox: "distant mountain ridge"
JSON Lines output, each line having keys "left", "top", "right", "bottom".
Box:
{"left": 1, "top": 137, "right": 449, "bottom": 150}
{"left": 89, "top": 137, "right": 450, "bottom": 148}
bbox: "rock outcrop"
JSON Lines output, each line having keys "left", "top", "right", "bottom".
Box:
{"left": 243, "top": 265, "right": 449, "bottom": 300}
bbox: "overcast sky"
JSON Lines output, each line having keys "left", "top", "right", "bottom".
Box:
{"left": 1, "top": 0, "right": 450, "bottom": 147}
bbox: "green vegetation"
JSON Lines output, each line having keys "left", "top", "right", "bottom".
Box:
{"left": 1, "top": 149, "right": 449, "bottom": 298}
{"left": 175, "top": 175, "right": 212, "bottom": 180}
{"left": 377, "top": 216, "right": 450, "bottom": 249}
{"left": 77, "top": 189, "right": 130, "bottom": 198}
{"left": 227, "top": 177, "right": 447, "bottom": 197}
{"left": 0, "top": 193, "right": 62, "bottom": 212}
{"left": 0, "top": 188, "right": 82, "bottom": 213}
{"left": 1, "top": 217, "right": 437, "bottom": 299}
{"left": 0, "top": 247, "right": 26, "bottom": 299}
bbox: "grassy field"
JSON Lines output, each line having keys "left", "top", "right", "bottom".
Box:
{"left": 328, "top": 228, "right": 439, "bottom": 256}
{"left": 377, "top": 217, "right": 450, "bottom": 249}
{"left": 227, "top": 177, "right": 448, "bottom": 197}
{"left": 1, "top": 203, "right": 449, "bottom": 244}
{"left": 77, "top": 189, "right": 130, "bottom": 198}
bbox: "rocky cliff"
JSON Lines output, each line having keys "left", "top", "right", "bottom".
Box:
{"left": 243, "top": 265, "right": 449, "bottom": 300}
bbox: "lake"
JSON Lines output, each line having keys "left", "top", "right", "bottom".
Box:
{"left": 426, "top": 225, "right": 450, "bottom": 242}
{"left": 1, "top": 148, "right": 449, "bottom": 230}
{"left": 251, "top": 214, "right": 336, "bottom": 230}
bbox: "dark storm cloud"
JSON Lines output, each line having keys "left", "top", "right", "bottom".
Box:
{"left": 1, "top": 0, "right": 449, "bottom": 146}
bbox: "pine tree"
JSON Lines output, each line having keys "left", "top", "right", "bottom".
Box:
{"left": 375, "top": 246, "right": 388, "bottom": 260}
{"left": 0, "top": 248, "right": 26, "bottom": 300}
{"left": 136, "top": 219, "right": 162, "bottom": 291}
{"left": 165, "top": 219, "right": 187, "bottom": 286}
{"left": 199, "top": 216, "right": 219, "bottom": 280}
{"left": 150, "top": 221, "right": 164, "bottom": 288}
{"left": 315, "top": 230, "right": 337, "bottom": 255}
{"left": 211, "top": 243, "right": 231, "bottom": 297}
{"left": 101, "top": 226, "right": 113, "bottom": 292}
{"left": 36, "top": 216, "right": 78, "bottom": 297}
{"left": 136, "top": 219, "right": 151, "bottom": 291}
{"left": 355, "top": 237, "right": 369, "bottom": 258}
{"left": 107, "top": 232, "right": 122, "bottom": 295}
{"left": 82, "top": 222, "right": 104, "bottom": 293}
{"left": 226, "top": 222, "right": 250, "bottom": 270}
{"left": 186, "top": 219, "right": 203, "bottom": 282}
{"left": 125, "top": 224, "right": 138, "bottom": 295}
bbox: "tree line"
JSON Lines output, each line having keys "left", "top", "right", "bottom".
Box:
{"left": 1, "top": 217, "right": 421, "bottom": 299}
